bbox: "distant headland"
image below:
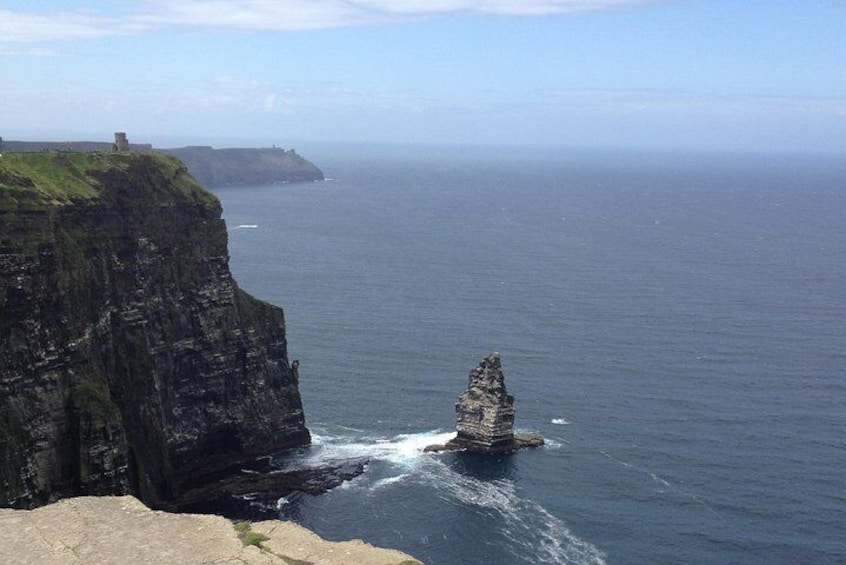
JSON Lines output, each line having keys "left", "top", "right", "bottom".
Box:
{"left": 0, "top": 133, "right": 324, "bottom": 187}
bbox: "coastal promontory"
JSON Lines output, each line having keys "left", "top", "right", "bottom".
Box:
{"left": 0, "top": 138, "right": 325, "bottom": 187}
{"left": 0, "top": 151, "right": 310, "bottom": 510}
{"left": 159, "top": 146, "right": 324, "bottom": 187}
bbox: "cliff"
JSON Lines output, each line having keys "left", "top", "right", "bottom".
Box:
{"left": 0, "top": 152, "right": 310, "bottom": 511}
{"left": 159, "top": 146, "right": 324, "bottom": 187}
{"left": 0, "top": 140, "right": 324, "bottom": 187}
{"left": 0, "top": 495, "right": 423, "bottom": 565}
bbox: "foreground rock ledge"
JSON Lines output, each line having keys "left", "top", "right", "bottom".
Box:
{"left": 0, "top": 496, "right": 422, "bottom": 565}
{"left": 425, "top": 353, "right": 544, "bottom": 454}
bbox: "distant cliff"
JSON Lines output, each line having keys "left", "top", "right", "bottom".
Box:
{"left": 0, "top": 152, "right": 310, "bottom": 510}
{"left": 0, "top": 140, "right": 324, "bottom": 187}
{"left": 158, "top": 146, "right": 324, "bottom": 187}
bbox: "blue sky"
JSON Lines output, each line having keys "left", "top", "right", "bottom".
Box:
{"left": 2, "top": 1, "right": 844, "bottom": 152}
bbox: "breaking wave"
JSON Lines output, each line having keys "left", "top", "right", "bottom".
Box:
{"left": 307, "top": 429, "right": 456, "bottom": 468}
{"left": 301, "top": 427, "right": 606, "bottom": 565}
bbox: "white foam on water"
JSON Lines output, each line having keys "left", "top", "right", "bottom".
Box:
{"left": 234, "top": 224, "right": 259, "bottom": 229}
{"left": 419, "top": 458, "right": 607, "bottom": 565}
{"left": 302, "top": 429, "right": 455, "bottom": 469}
{"left": 551, "top": 417, "right": 571, "bottom": 425}
{"left": 594, "top": 446, "right": 723, "bottom": 519}
{"left": 544, "top": 438, "right": 564, "bottom": 449}
{"left": 371, "top": 473, "right": 411, "bottom": 491}
{"left": 650, "top": 473, "right": 671, "bottom": 488}
{"left": 302, "top": 427, "right": 606, "bottom": 564}
{"left": 336, "top": 425, "right": 366, "bottom": 433}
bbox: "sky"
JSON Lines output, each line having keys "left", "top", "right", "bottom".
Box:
{"left": 1, "top": 1, "right": 844, "bottom": 153}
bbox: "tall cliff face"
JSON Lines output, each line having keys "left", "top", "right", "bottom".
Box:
{"left": 0, "top": 152, "right": 309, "bottom": 510}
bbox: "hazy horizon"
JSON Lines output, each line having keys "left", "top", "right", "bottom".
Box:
{"left": 2, "top": 1, "right": 844, "bottom": 155}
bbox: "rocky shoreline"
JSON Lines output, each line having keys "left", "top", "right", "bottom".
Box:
{"left": 173, "top": 455, "right": 369, "bottom": 520}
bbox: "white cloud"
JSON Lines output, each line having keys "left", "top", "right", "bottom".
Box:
{"left": 147, "top": 0, "right": 654, "bottom": 29}
{"left": 0, "top": 1, "right": 651, "bottom": 42}
{"left": 0, "top": 9, "right": 149, "bottom": 43}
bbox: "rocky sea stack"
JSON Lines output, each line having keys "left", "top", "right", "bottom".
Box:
{"left": 426, "top": 353, "right": 543, "bottom": 454}
{"left": 0, "top": 152, "right": 312, "bottom": 511}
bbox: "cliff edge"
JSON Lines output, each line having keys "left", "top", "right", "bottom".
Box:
{"left": 159, "top": 146, "right": 324, "bottom": 187}
{"left": 0, "top": 495, "right": 422, "bottom": 565}
{"left": 0, "top": 140, "right": 325, "bottom": 187}
{"left": 0, "top": 152, "right": 310, "bottom": 511}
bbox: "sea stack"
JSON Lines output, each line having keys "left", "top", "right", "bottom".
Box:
{"left": 426, "top": 353, "right": 543, "bottom": 454}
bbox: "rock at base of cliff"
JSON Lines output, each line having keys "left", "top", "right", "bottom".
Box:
{"left": 0, "top": 495, "right": 422, "bottom": 565}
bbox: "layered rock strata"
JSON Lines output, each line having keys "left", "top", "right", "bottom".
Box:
{"left": 426, "top": 353, "right": 543, "bottom": 454}
{"left": 0, "top": 152, "right": 310, "bottom": 511}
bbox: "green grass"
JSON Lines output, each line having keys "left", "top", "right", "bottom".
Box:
{"left": 233, "top": 521, "right": 252, "bottom": 535}
{"left": 0, "top": 151, "right": 217, "bottom": 209}
{"left": 232, "top": 521, "right": 315, "bottom": 563}
{"left": 242, "top": 532, "right": 271, "bottom": 547}
{"left": 233, "top": 521, "right": 270, "bottom": 547}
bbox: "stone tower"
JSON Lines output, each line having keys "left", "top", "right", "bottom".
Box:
{"left": 114, "top": 132, "right": 129, "bottom": 152}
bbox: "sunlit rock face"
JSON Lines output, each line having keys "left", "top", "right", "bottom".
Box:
{"left": 0, "top": 153, "right": 310, "bottom": 511}
{"left": 419, "top": 352, "right": 545, "bottom": 455}
{"left": 451, "top": 353, "right": 517, "bottom": 453}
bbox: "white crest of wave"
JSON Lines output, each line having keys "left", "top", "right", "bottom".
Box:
{"left": 551, "top": 417, "right": 571, "bottom": 425}
{"left": 304, "top": 428, "right": 606, "bottom": 564}
{"left": 421, "top": 460, "right": 607, "bottom": 565}
{"left": 371, "top": 473, "right": 411, "bottom": 490}
{"left": 234, "top": 224, "right": 259, "bottom": 229}
{"left": 304, "top": 429, "right": 455, "bottom": 468}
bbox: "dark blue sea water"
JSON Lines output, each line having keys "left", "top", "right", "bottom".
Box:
{"left": 213, "top": 146, "right": 846, "bottom": 565}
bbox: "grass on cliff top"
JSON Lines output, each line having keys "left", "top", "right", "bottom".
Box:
{"left": 0, "top": 151, "right": 216, "bottom": 209}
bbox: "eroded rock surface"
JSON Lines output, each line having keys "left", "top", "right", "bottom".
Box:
{"left": 426, "top": 353, "right": 543, "bottom": 454}
{"left": 0, "top": 152, "right": 310, "bottom": 511}
{"left": 0, "top": 495, "right": 422, "bottom": 565}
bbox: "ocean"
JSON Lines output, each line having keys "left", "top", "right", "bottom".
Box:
{"left": 212, "top": 145, "right": 846, "bottom": 564}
